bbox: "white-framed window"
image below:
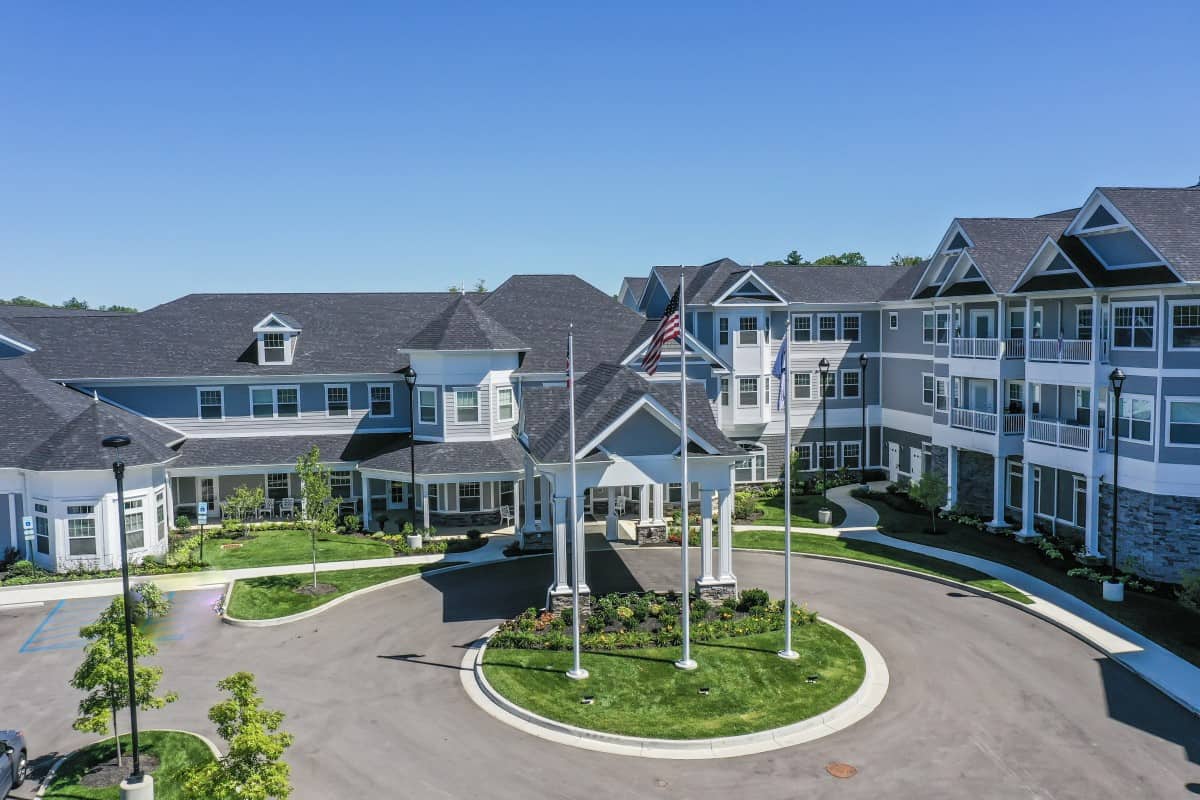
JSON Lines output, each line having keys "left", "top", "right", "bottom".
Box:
{"left": 1006, "top": 460, "right": 1023, "bottom": 510}
{"left": 819, "top": 443, "right": 838, "bottom": 470}
{"left": 818, "top": 314, "right": 838, "bottom": 342}
{"left": 792, "top": 315, "right": 812, "bottom": 342}
{"left": 820, "top": 370, "right": 836, "bottom": 399}
{"left": 733, "top": 442, "right": 767, "bottom": 483}
{"left": 198, "top": 478, "right": 216, "bottom": 506}
{"left": 459, "top": 481, "right": 482, "bottom": 512}
{"left": 1169, "top": 301, "right": 1200, "bottom": 349}
{"left": 1167, "top": 399, "right": 1200, "bottom": 446}
{"left": 198, "top": 388, "right": 224, "bottom": 420}
{"left": 1031, "top": 307, "right": 1044, "bottom": 339}
{"left": 369, "top": 384, "right": 393, "bottom": 417}
{"left": 840, "top": 370, "right": 860, "bottom": 398}
{"left": 1073, "top": 388, "right": 1092, "bottom": 426}
{"left": 34, "top": 501, "right": 50, "bottom": 554}
{"left": 792, "top": 372, "right": 811, "bottom": 400}
{"left": 455, "top": 389, "right": 480, "bottom": 423}
{"left": 1112, "top": 303, "right": 1155, "bottom": 350}
{"left": 261, "top": 332, "right": 286, "bottom": 363}
{"left": 156, "top": 491, "right": 167, "bottom": 542}
{"left": 889, "top": 312, "right": 898, "bottom": 330}
{"left": 922, "top": 311, "right": 935, "bottom": 344}
{"left": 496, "top": 387, "right": 515, "bottom": 423}
{"left": 1112, "top": 394, "right": 1153, "bottom": 442}
{"left": 935, "top": 311, "right": 950, "bottom": 344}
{"left": 389, "top": 481, "right": 407, "bottom": 507}
{"left": 266, "top": 473, "right": 289, "bottom": 500}
{"left": 417, "top": 386, "right": 438, "bottom": 424}
{"left": 1077, "top": 306, "right": 1094, "bottom": 341}
{"left": 737, "top": 316, "right": 759, "bottom": 345}
{"left": 1072, "top": 476, "right": 1087, "bottom": 528}
{"left": 325, "top": 384, "right": 350, "bottom": 417}
{"left": 66, "top": 504, "right": 97, "bottom": 556}
{"left": 329, "top": 471, "right": 353, "bottom": 498}
{"left": 840, "top": 314, "right": 861, "bottom": 342}
{"left": 841, "top": 441, "right": 861, "bottom": 469}
{"left": 793, "top": 443, "right": 813, "bottom": 471}
{"left": 718, "top": 317, "right": 729, "bottom": 346}
{"left": 922, "top": 374, "right": 935, "bottom": 406}
{"left": 123, "top": 498, "right": 145, "bottom": 549}
{"left": 251, "top": 385, "right": 299, "bottom": 419}
{"left": 719, "top": 377, "right": 729, "bottom": 406}
{"left": 737, "top": 377, "right": 759, "bottom": 407}
{"left": 935, "top": 378, "right": 948, "bottom": 412}
{"left": 1008, "top": 309, "right": 1026, "bottom": 340}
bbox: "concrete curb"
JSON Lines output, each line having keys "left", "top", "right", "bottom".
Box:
{"left": 34, "top": 729, "right": 220, "bottom": 797}
{"left": 461, "top": 618, "right": 889, "bottom": 759}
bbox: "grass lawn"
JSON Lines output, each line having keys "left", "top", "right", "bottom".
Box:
{"left": 44, "top": 731, "right": 214, "bottom": 800}
{"left": 859, "top": 494, "right": 1200, "bottom": 668}
{"left": 201, "top": 528, "right": 393, "bottom": 570}
{"left": 482, "top": 625, "right": 864, "bottom": 739}
{"left": 746, "top": 494, "right": 847, "bottom": 528}
{"left": 734, "top": 529, "right": 1032, "bottom": 604}
{"left": 226, "top": 562, "right": 462, "bottom": 620}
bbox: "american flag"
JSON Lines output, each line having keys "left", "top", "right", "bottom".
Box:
{"left": 641, "top": 287, "right": 681, "bottom": 375}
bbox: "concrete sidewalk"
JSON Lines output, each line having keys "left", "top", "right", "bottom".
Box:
{"left": 736, "top": 482, "right": 1200, "bottom": 716}
{"left": 0, "top": 532, "right": 516, "bottom": 608}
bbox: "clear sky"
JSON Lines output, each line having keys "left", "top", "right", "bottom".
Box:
{"left": 2, "top": 1, "right": 1198, "bottom": 310}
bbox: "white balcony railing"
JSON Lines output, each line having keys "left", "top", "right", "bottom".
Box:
{"left": 1003, "top": 413, "right": 1025, "bottom": 435}
{"left": 1028, "top": 338, "right": 1092, "bottom": 363}
{"left": 951, "top": 337, "right": 1000, "bottom": 359}
{"left": 1005, "top": 338, "right": 1025, "bottom": 359}
{"left": 951, "top": 407, "right": 998, "bottom": 434}
{"left": 1028, "top": 418, "right": 1092, "bottom": 451}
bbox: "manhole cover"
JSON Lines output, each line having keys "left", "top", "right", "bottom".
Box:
{"left": 826, "top": 762, "right": 857, "bottom": 779}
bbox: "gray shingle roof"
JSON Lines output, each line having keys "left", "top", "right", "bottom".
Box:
{"left": 1100, "top": 187, "right": 1200, "bottom": 281}
{"left": 359, "top": 436, "right": 525, "bottom": 476}
{"left": 621, "top": 276, "right": 648, "bottom": 304}
{"left": 171, "top": 433, "right": 406, "bottom": 469}
{"left": 652, "top": 260, "right": 918, "bottom": 307}
{"left": 954, "top": 217, "right": 1071, "bottom": 292}
{"left": 403, "top": 294, "right": 527, "bottom": 351}
{"left": 0, "top": 318, "right": 34, "bottom": 350}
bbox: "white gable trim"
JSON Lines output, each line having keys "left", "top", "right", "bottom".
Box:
{"left": 576, "top": 394, "right": 719, "bottom": 459}
{"left": 913, "top": 221, "right": 974, "bottom": 297}
{"left": 1065, "top": 190, "right": 1183, "bottom": 280}
{"left": 1010, "top": 236, "right": 1094, "bottom": 291}
{"left": 935, "top": 253, "right": 997, "bottom": 296}
{"left": 0, "top": 332, "right": 36, "bottom": 353}
{"left": 252, "top": 313, "right": 301, "bottom": 334}
{"left": 621, "top": 329, "right": 729, "bottom": 372}
{"left": 712, "top": 269, "right": 787, "bottom": 306}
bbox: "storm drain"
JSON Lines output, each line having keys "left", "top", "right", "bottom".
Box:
{"left": 825, "top": 762, "right": 858, "bottom": 779}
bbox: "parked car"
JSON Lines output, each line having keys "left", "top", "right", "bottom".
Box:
{"left": 0, "top": 729, "right": 27, "bottom": 790}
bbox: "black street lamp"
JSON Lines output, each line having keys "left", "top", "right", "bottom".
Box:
{"left": 859, "top": 353, "right": 868, "bottom": 489}
{"left": 403, "top": 366, "right": 418, "bottom": 533}
{"left": 818, "top": 358, "right": 830, "bottom": 507}
{"left": 101, "top": 434, "right": 144, "bottom": 784}
{"left": 1108, "top": 368, "right": 1126, "bottom": 592}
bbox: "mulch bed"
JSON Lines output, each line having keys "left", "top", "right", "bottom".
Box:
{"left": 294, "top": 582, "right": 337, "bottom": 596}
{"left": 79, "top": 754, "right": 160, "bottom": 788}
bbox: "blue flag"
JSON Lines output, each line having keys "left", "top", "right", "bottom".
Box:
{"left": 772, "top": 335, "right": 788, "bottom": 411}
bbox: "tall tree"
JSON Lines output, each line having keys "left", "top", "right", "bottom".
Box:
{"left": 2, "top": 296, "right": 49, "bottom": 307}
{"left": 763, "top": 249, "right": 806, "bottom": 266}
{"left": 473, "top": 278, "right": 487, "bottom": 293}
{"left": 182, "top": 672, "right": 294, "bottom": 800}
{"left": 295, "top": 446, "right": 338, "bottom": 589}
{"left": 909, "top": 474, "right": 949, "bottom": 534}
{"left": 70, "top": 583, "right": 178, "bottom": 767}
{"left": 61, "top": 296, "right": 90, "bottom": 309}
{"left": 811, "top": 251, "right": 868, "bottom": 266}
{"left": 890, "top": 253, "right": 924, "bottom": 266}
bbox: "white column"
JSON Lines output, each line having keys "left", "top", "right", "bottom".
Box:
{"left": 1084, "top": 472, "right": 1101, "bottom": 556}
{"left": 1017, "top": 460, "right": 1036, "bottom": 540}
{"left": 699, "top": 489, "right": 715, "bottom": 582}
{"left": 360, "top": 474, "right": 372, "bottom": 527}
{"left": 512, "top": 480, "right": 521, "bottom": 531}
{"left": 639, "top": 483, "right": 651, "bottom": 524}
{"left": 987, "top": 454, "right": 1006, "bottom": 528}
{"left": 551, "top": 495, "right": 570, "bottom": 593}
{"left": 605, "top": 487, "right": 619, "bottom": 541}
{"left": 522, "top": 462, "right": 537, "bottom": 533}
{"left": 537, "top": 477, "right": 549, "bottom": 530}
{"left": 945, "top": 445, "right": 958, "bottom": 510}
{"left": 421, "top": 483, "right": 430, "bottom": 530}
{"left": 164, "top": 472, "right": 175, "bottom": 526}
{"left": 717, "top": 487, "right": 734, "bottom": 580}
{"left": 574, "top": 493, "right": 589, "bottom": 593}
{"left": 654, "top": 483, "right": 665, "bottom": 522}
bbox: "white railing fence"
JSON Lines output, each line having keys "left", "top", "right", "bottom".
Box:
{"left": 1004, "top": 338, "right": 1025, "bottom": 359}
{"left": 1027, "top": 418, "right": 1091, "bottom": 450}
{"left": 1003, "top": 413, "right": 1025, "bottom": 435}
{"left": 1028, "top": 338, "right": 1092, "bottom": 363}
{"left": 951, "top": 407, "right": 998, "bottom": 434}
{"left": 951, "top": 337, "right": 1000, "bottom": 359}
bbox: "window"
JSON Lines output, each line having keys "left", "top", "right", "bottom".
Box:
{"left": 455, "top": 390, "right": 479, "bottom": 422}
{"left": 66, "top": 505, "right": 97, "bottom": 556}
{"left": 266, "top": 473, "right": 290, "bottom": 500}
{"left": 198, "top": 388, "right": 224, "bottom": 420}
{"left": 369, "top": 384, "right": 393, "bottom": 417}
{"left": 734, "top": 443, "right": 767, "bottom": 483}
{"left": 1113, "top": 395, "right": 1152, "bottom": 442}
{"left": 1168, "top": 400, "right": 1200, "bottom": 445}
{"left": 792, "top": 372, "right": 811, "bottom": 400}
{"left": 922, "top": 374, "right": 935, "bottom": 406}
{"left": 922, "top": 312, "right": 935, "bottom": 344}
{"left": 1113, "top": 304, "right": 1154, "bottom": 349}
{"left": 417, "top": 387, "right": 437, "bottom": 424}
{"left": 718, "top": 318, "right": 729, "bottom": 346}
{"left": 1007, "top": 382, "right": 1024, "bottom": 414}
{"left": 738, "top": 378, "right": 759, "bottom": 407}
{"left": 34, "top": 502, "right": 49, "bottom": 555}
{"left": 198, "top": 478, "right": 216, "bottom": 506}
{"left": 818, "top": 314, "right": 837, "bottom": 342}
{"left": 935, "top": 378, "right": 948, "bottom": 412}
{"left": 1074, "top": 388, "right": 1092, "bottom": 426}
{"left": 156, "top": 492, "right": 167, "bottom": 542}
{"left": 842, "top": 442, "right": 861, "bottom": 469}
{"left": 792, "top": 315, "right": 811, "bottom": 342}
{"left": 325, "top": 385, "right": 350, "bottom": 417}
{"left": 459, "top": 482, "right": 482, "bottom": 512}
{"left": 262, "top": 332, "right": 286, "bottom": 363}
{"left": 123, "top": 498, "right": 145, "bottom": 549}
{"left": 889, "top": 312, "right": 898, "bottom": 330}
{"left": 840, "top": 314, "right": 860, "bottom": 342}
{"left": 737, "top": 316, "right": 759, "bottom": 345}
{"left": 390, "top": 481, "right": 407, "bottom": 506}
{"left": 1006, "top": 461, "right": 1023, "bottom": 510}
{"left": 1009, "top": 309, "right": 1025, "bottom": 340}
{"left": 1077, "top": 307, "right": 1094, "bottom": 341}
{"left": 935, "top": 312, "right": 950, "bottom": 344}
{"left": 719, "top": 377, "right": 729, "bottom": 406}
{"left": 251, "top": 386, "right": 299, "bottom": 418}
{"left": 793, "top": 443, "right": 813, "bottom": 471}
{"left": 1171, "top": 303, "right": 1200, "bottom": 349}
{"left": 329, "top": 471, "right": 353, "bottom": 499}
{"left": 820, "top": 444, "right": 838, "bottom": 470}
{"left": 428, "top": 483, "right": 440, "bottom": 511}
{"left": 1072, "top": 476, "right": 1087, "bottom": 528}
{"left": 841, "top": 370, "right": 860, "bottom": 398}
{"left": 496, "top": 387, "right": 515, "bottom": 423}
{"left": 1031, "top": 307, "right": 1044, "bottom": 339}
{"left": 820, "top": 371, "right": 836, "bottom": 399}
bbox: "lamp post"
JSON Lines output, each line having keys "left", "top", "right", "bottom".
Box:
{"left": 858, "top": 353, "right": 868, "bottom": 489}
{"left": 403, "top": 366, "right": 418, "bottom": 533}
{"left": 101, "top": 435, "right": 148, "bottom": 794}
{"left": 818, "top": 358, "right": 830, "bottom": 508}
{"left": 1106, "top": 368, "right": 1126, "bottom": 602}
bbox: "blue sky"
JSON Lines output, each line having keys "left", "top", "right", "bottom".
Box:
{"left": 2, "top": 1, "right": 1198, "bottom": 309}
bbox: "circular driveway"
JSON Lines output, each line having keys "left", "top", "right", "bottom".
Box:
{"left": 6, "top": 549, "right": 1199, "bottom": 799}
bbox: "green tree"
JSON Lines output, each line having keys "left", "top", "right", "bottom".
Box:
{"left": 182, "top": 672, "right": 293, "bottom": 800}
{"left": 448, "top": 284, "right": 461, "bottom": 294}
{"left": 70, "top": 583, "right": 178, "bottom": 767}
{"left": 295, "top": 446, "right": 338, "bottom": 589}
{"left": 61, "top": 296, "right": 90, "bottom": 309}
{"left": 764, "top": 249, "right": 806, "bottom": 266}
{"left": 224, "top": 485, "right": 266, "bottom": 536}
{"left": 3, "top": 295, "right": 49, "bottom": 307}
{"left": 909, "top": 473, "right": 949, "bottom": 534}
{"left": 811, "top": 251, "right": 868, "bottom": 266}
{"left": 890, "top": 253, "right": 924, "bottom": 266}
{"left": 473, "top": 278, "right": 487, "bottom": 293}
{"left": 98, "top": 304, "right": 138, "bottom": 312}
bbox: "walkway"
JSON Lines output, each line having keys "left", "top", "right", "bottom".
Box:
{"left": 735, "top": 481, "right": 1200, "bottom": 716}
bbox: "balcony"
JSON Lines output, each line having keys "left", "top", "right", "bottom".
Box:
{"left": 951, "top": 407, "right": 997, "bottom": 434}
{"left": 1002, "top": 413, "right": 1025, "bottom": 436}
{"left": 951, "top": 337, "right": 999, "bottom": 359}
{"left": 1028, "top": 338, "right": 1092, "bottom": 364}
{"left": 1027, "top": 418, "right": 1092, "bottom": 450}
{"left": 1004, "top": 338, "right": 1025, "bottom": 359}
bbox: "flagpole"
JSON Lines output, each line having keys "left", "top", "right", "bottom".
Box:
{"left": 566, "top": 325, "right": 587, "bottom": 680}
{"left": 676, "top": 272, "right": 697, "bottom": 671}
{"left": 780, "top": 311, "right": 798, "bottom": 660}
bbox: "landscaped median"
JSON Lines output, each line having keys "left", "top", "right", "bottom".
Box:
{"left": 42, "top": 730, "right": 216, "bottom": 800}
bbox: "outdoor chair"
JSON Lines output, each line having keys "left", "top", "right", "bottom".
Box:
{"left": 278, "top": 498, "right": 296, "bottom": 519}
{"left": 256, "top": 499, "right": 275, "bottom": 519}
{"left": 499, "top": 505, "right": 513, "bottom": 526}
{"left": 615, "top": 496, "right": 627, "bottom": 515}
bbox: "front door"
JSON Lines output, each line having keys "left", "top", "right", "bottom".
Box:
{"left": 969, "top": 309, "right": 995, "bottom": 339}
{"left": 910, "top": 447, "right": 923, "bottom": 481}
{"left": 888, "top": 443, "right": 900, "bottom": 482}
{"left": 970, "top": 380, "right": 993, "bottom": 413}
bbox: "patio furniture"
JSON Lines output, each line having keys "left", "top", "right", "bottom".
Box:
{"left": 499, "top": 505, "right": 513, "bottom": 526}
{"left": 278, "top": 498, "right": 296, "bottom": 520}
{"left": 338, "top": 498, "right": 359, "bottom": 517}
{"left": 615, "top": 496, "right": 627, "bottom": 515}
{"left": 256, "top": 499, "right": 275, "bottom": 520}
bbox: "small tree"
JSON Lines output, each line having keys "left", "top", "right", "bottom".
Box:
{"left": 295, "top": 446, "right": 338, "bottom": 589}
{"left": 182, "top": 672, "right": 293, "bottom": 800}
{"left": 909, "top": 473, "right": 949, "bottom": 533}
{"left": 70, "top": 583, "right": 178, "bottom": 767}
{"left": 224, "top": 485, "right": 266, "bottom": 536}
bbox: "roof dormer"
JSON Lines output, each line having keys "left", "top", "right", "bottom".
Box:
{"left": 253, "top": 313, "right": 301, "bottom": 365}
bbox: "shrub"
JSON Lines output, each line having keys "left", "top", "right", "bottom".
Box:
{"left": 1035, "top": 536, "right": 1064, "bottom": 560}
{"left": 6, "top": 559, "right": 39, "bottom": 578}
{"left": 1178, "top": 572, "right": 1200, "bottom": 614}
{"left": 909, "top": 474, "right": 948, "bottom": 533}
{"left": 736, "top": 588, "right": 770, "bottom": 612}
{"left": 467, "top": 529, "right": 482, "bottom": 542}
{"left": 343, "top": 515, "right": 361, "bottom": 533}
{"left": 733, "top": 491, "right": 757, "bottom": 520}
{"left": 174, "top": 515, "right": 191, "bottom": 531}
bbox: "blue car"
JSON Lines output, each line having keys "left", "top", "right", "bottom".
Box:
{"left": 0, "top": 729, "right": 27, "bottom": 790}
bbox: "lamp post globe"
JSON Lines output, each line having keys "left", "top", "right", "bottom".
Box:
{"left": 1106, "top": 368, "right": 1126, "bottom": 602}
{"left": 818, "top": 358, "right": 830, "bottom": 507}
{"left": 858, "top": 353, "right": 868, "bottom": 489}
{"left": 403, "top": 366, "right": 418, "bottom": 533}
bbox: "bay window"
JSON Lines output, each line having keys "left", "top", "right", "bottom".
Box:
{"left": 417, "top": 386, "right": 438, "bottom": 424}
{"left": 497, "top": 387, "right": 515, "bottom": 422}
{"left": 455, "top": 390, "right": 479, "bottom": 422}
{"left": 66, "top": 505, "right": 97, "bottom": 556}
{"left": 123, "top": 498, "right": 145, "bottom": 549}
{"left": 738, "top": 377, "right": 759, "bottom": 407}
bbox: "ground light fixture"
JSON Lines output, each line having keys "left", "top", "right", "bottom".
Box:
{"left": 1106, "top": 368, "right": 1126, "bottom": 603}
{"left": 858, "top": 352, "right": 868, "bottom": 489}
{"left": 818, "top": 358, "right": 830, "bottom": 508}
{"left": 403, "top": 365, "right": 418, "bottom": 533}
{"left": 101, "top": 434, "right": 152, "bottom": 798}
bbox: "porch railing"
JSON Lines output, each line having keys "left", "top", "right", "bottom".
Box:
{"left": 1004, "top": 338, "right": 1025, "bottom": 359}
{"left": 951, "top": 337, "right": 1000, "bottom": 359}
{"left": 1028, "top": 338, "right": 1092, "bottom": 363}
{"left": 1003, "top": 413, "right": 1025, "bottom": 435}
{"left": 1027, "top": 419, "right": 1092, "bottom": 451}
{"left": 951, "top": 407, "right": 998, "bottom": 434}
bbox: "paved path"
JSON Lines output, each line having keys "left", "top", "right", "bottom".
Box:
{"left": 4, "top": 549, "right": 1197, "bottom": 799}
{"left": 735, "top": 482, "right": 1200, "bottom": 716}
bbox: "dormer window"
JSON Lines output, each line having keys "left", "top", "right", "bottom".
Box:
{"left": 253, "top": 313, "right": 302, "bottom": 366}
{"left": 262, "top": 333, "right": 286, "bottom": 363}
